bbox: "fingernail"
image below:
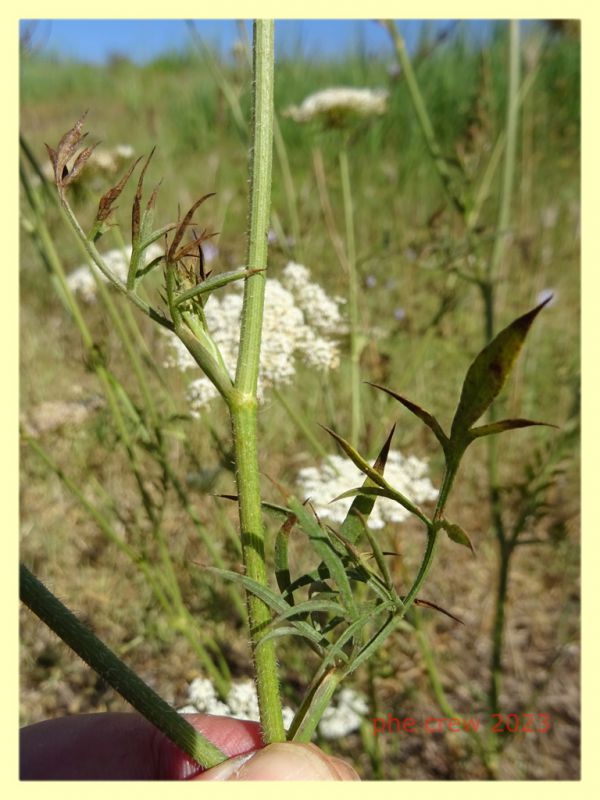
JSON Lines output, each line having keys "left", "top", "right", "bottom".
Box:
{"left": 198, "top": 751, "right": 258, "bottom": 781}
{"left": 207, "top": 743, "right": 359, "bottom": 780}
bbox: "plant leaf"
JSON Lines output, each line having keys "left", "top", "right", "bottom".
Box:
{"left": 274, "top": 512, "right": 296, "bottom": 600}
{"left": 132, "top": 147, "right": 156, "bottom": 243}
{"left": 450, "top": 297, "right": 552, "bottom": 441}
{"left": 367, "top": 383, "right": 449, "bottom": 452}
{"left": 167, "top": 193, "right": 215, "bottom": 263}
{"left": 438, "top": 519, "right": 475, "bottom": 555}
{"left": 413, "top": 597, "right": 464, "bottom": 625}
{"left": 288, "top": 497, "right": 357, "bottom": 618}
{"left": 340, "top": 425, "right": 395, "bottom": 544}
{"left": 469, "top": 418, "right": 557, "bottom": 439}
{"left": 319, "top": 425, "right": 431, "bottom": 525}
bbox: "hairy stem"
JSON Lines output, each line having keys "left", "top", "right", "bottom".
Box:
{"left": 20, "top": 564, "right": 227, "bottom": 769}
{"left": 229, "top": 20, "right": 285, "bottom": 744}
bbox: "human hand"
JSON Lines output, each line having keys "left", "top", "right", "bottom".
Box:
{"left": 20, "top": 712, "right": 360, "bottom": 780}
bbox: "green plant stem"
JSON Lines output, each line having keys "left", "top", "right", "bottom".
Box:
{"left": 228, "top": 20, "right": 285, "bottom": 744}
{"left": 20, "top": 564, "right": 227, "bottom": 769}
{"left": 489, "top": 541, "right": 513, "bottom": 716}
{"left": 401, "top": 463, "right": 456, "bottom": 613}
{"left": 412, "top": 607, "right": 497, "bottom": 776}
{"left": 383, "top": 20, "right": 465, "bottom": 217}
{"left": 484, "top": 21, "right": 521, "bottom": 722}
{"left": 339, "top": 146, "right": 362, "bottom": 444}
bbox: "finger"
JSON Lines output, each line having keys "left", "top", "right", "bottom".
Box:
{"left": 20, "top": 712, "right": 263, "bottom": 780}
{"left": 196, "top": 742, "right": 361, "bottom": 781}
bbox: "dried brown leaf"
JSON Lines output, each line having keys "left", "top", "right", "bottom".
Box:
{"left": 96, "top": 156, "right": 143, "bottom": 223}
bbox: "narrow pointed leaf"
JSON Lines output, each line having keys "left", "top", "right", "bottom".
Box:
{"left": 343, "top": 614, "right": 398, "bottom": 678}
{"left": 438, "top": 519, "right": 475, "bottom": 555}
{"left": 200, "top": 566, "right": 289, "bottom": 614}
{"left": 168, "top": 193, "right": 215, "bottom": 262}
{"left": 50, "top": 112, "right": 89, "bottom": 187}
{"left": 63, "top": 143, "right": 98, "bottom": 186}
{"left": 450, "top": 297, "right": 552, "bottom": 440}
{"left": 255, "top": 626, "right": 326, "bottom": 653}
{"left": 319, "top": 427, "right": 432, "bottom": 525}
{"left": 268, "top": 597, "right": 346, "bottom": 627}
{"left": 413, "top": 597, "right": 464, "bottom": 625}
{"left": 174, "top": 267, "right": 264, "bottom": 307}
{"left": 96, "top": 156, "right": 142, "bottom": 223}
{"left": 469, "top": 418, "right": 557, "bottom": 439}
{"left": 367, "top": 383, "right": 449, "bottom": 452}
{"left": 321, "top": 604, "right": 395, "bottom": 673}
{"left": 274, "top": 512, "right": 296, "bottom": 600}
{"left": 288, "top": 497, "right": 357, "bottom": 617}
{"left": 132, "top": 147, "right": 156, "bottom": 243}
{"left": 340, "top": 426, "right": 395, "bottom": 544}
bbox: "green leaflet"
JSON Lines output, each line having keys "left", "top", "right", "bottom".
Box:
{"left": 437, "top": 519, "right": 476, "bottom": 555}
{"left": 450, "top": 297, "right": 552, "bottom": 441}
{"left": 339, "top": 426, "right": 395, "bottom": 544}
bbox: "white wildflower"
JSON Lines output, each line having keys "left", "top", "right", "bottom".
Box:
{"left": 284, "top": 87, "right": 389, "bottom": 124}
{"left": 187, "top": 677, "right": 230, "bottom": 716}
{"left": 318, "top": 688, "right": 368, "bottom": 740}
{"left": 162, "top": 263, "right": 344, "bottom": 414}
{"left": 180, "top": 677, "right": 295, "bottom": 726}
{"left": 226, "top": 680, "right": 261, "bottom": 721}
{"left": 66, "top": 243, "right": 163, "bottom": 303}
{"left": 297, "top": 451, "right": 438, "bottom": 530}
{"left": 281, "top": 262, "right": 346, "bottom": 335}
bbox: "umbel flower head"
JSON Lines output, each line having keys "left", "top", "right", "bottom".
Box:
{"left": 283, "top": 87, "right": 389, "bottom": 127}
{"left": 163, "top": 262, "right": 345, "bottom": 414}
{"left": 179, "top": 677, "right": 296, "bottom": 730}
{"left": 297, "top": 450, "right": 438, "bottom": 530}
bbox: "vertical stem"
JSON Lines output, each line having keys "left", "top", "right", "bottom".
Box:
{"left": 489, "top": 541, "right": 513, "bottom": 715}
{"left": 485, "top": 20, "right": 521, "bottom": 724}
{"left": 230, "top": 20, "right": 285, "bottom": 744}
{"left": 339, "top": 146, "right": 362, "bottom": 444}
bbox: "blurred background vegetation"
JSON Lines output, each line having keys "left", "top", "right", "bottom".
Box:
{"left": 19, "top": 19, "right": 580, "bottom": 779}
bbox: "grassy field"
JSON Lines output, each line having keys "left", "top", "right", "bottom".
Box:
{"left": 19, "top": 21, "right": 580, "bottom": 780}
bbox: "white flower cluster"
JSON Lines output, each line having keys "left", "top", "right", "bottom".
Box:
{"left": 297, "top": 451, "right": 438, "bottom": 530}
{"left": 318, "top": 688, "right": 369, "bottom": 740}
{"left": 66, "top": 243, "right": 163, "bottom": 303}
{"left": 283, "top": 87, "right": 389, "bottom": 124}
{"left": 179, "top": 677, "right": 295, "bottom": 730}
{"left": 163, "top": 262, "right": 344, "bottom": 413}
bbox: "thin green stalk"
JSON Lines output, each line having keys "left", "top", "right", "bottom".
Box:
{"left": 489, "top": 541, "right": 513, "bottom": 715}
{"left": 412, "top": 607, "right": 496, "bottom": 776}
{"left": 273, "top": 116, "right": 303, "bottom": 260}
{"left": 22, "top": 165, "right": 230, "bottom": 693}
{"left": 383, "top": 20, "right": 465, "bottom": 217}
{"left": 339, "top": 146, "right": 362, "bottom": 444}
{"left": 484, "top": 20, "right": 521, "bottom": 726}
{"left": 488, "top": 21, "right": 521, "bottom": 287}
{"left": 20, "top": 564, "right": 227, "bottom": 769}
{"left": 400, "top": 462, "right": 457, "bottom": 614}
{"left": 229, "top": 20, "right": 285, "bottom": 744}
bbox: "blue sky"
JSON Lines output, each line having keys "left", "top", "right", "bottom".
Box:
{"left": 20, "top": 19, "right": 501, "bottom": 64}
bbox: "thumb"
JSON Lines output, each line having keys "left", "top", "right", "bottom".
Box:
{"left": 196, "top": 742, "right": 360, "bottom": 781}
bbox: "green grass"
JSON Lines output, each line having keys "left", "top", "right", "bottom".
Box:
{"left": 20, "top": 22, "right": 580, "bottom": 780}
